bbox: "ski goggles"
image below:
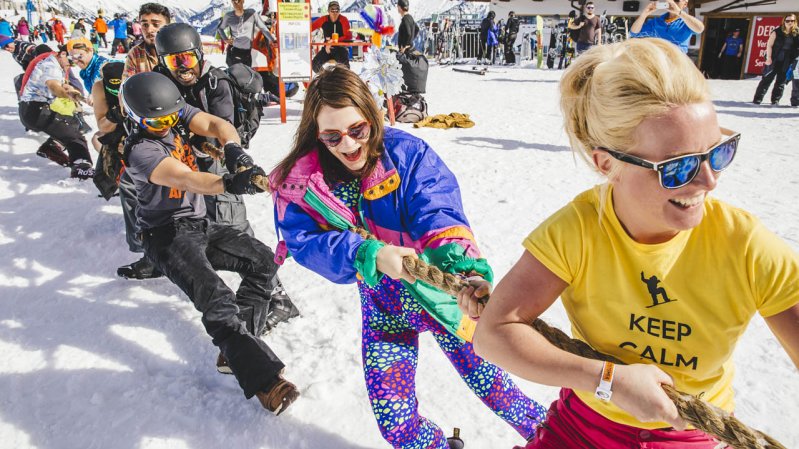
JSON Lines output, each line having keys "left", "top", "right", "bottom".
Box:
{"left": 162, "top": 51, "right": 200, "bottom": 72}
{"left": 138, "top": 109, "right": 184, "bottom": 132}
{"left": 598, "top": 128, "right": 741, "bottom": 189}
{"left": 317, "top": 121, "right": 371, "bottom": 147}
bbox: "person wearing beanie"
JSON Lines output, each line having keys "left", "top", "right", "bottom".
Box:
{"left": 1, "top": 35, "right": 37, "bottom": 70}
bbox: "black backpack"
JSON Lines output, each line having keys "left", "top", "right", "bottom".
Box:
{"left": 205, "top": 63, "right": 264, "bottom": 148}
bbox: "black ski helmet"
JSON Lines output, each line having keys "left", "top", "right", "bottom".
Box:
{"left": 155, "top": 23, "right": 203, "bottom": 57}
{"left": 121, "top": 72, "right": 185, "bottom": 124}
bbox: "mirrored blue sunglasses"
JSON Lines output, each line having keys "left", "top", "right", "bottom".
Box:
{"left": 597, "top": 129, "right": 741, "bottom": 189}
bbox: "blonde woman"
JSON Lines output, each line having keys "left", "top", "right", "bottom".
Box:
{"left": 459, "top": 39, "right": 799, "bottom": 448}
{"left": 753, "top": 14, "right": 799, "bottom": 105}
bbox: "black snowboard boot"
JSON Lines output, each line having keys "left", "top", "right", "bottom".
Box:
{"left": 447, "top": 428, "right": 464, "bottom": 449}
{"left": 263, "top": 280, "right": 300, "bottom": 334}
{"left": 36, "top": 138, "right": 70, "bottom": 167}
{"left": 117, "top": 256, "right": 163, "bottom": 280}
{"left": 70, "top": 159, "right": 95, "bottom": 180}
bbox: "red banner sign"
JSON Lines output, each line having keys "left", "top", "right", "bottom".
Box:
{"left": 745, "top": 16, "right": 783, "bottom": 75}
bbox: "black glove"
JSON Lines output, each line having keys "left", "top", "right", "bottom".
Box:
{"left": 106, "top": 106, "right": 124, "bottom": 125}
{"left": 222, "top": 165, "right": 266, "bottom": 195}
{"left": 223, "top": 142, "right": 254, "bottom": 174}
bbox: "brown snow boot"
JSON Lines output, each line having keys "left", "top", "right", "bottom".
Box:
{"left": 255, "top": 374, "right": 300, "bottom": 416}
{"left": 216, "top": 352, "right": 233, "bottom": 375}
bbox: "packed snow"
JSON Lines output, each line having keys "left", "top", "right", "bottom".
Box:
{"left": 0, "top": 47, "right": 797, "bottom": 449}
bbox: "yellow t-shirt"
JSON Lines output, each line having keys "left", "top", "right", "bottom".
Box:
{"left": 523, "top": 185, "right": 799, "bottom": 429}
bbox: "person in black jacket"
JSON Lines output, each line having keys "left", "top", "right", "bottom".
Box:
{"left": 396, "top": 0, "right": 418, "bottom": 51}
{"left": 479, "top": 11, "right": 497, "bottom": 64}
{"left": 504, "top": 11, "right": 520, "bottom": 64}
{"left": 753, "top": 14, "right": 799, "bottom": 105}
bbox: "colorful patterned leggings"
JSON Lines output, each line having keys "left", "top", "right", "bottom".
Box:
{"left": 358, "top": 277, "right": 547, "bottom": 449}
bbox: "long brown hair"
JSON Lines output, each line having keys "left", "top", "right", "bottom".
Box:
{"left": 272, "top": 66, "right": 385, "bottom": 185}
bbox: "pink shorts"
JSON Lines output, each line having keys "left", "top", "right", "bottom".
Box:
{"left": 516, "top": 389, "right": 721, "bottom": 449}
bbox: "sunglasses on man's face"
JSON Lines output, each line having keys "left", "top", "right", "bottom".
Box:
{"left": 318, "top": 121, "right": 371, "bottom": 148}
{"left": 597, "top": 129, "right": 741, "bottom": 189}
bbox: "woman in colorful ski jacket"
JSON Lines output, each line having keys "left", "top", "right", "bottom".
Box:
{"left": 269, "top": 66, "right": 546, "bottom": 449}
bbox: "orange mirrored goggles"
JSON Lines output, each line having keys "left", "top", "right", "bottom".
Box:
{"left": 162, "top": 51, "right": 200, "bottom": 71}
{"left": 139, "top": 110, "right": 183, "bottom": 132}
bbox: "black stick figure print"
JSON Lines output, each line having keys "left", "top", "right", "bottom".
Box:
{"left": 641, "top": 271, "right": 677, "bottom": 308}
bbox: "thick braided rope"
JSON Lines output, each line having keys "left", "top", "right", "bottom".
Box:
{"left": 347, "top": 228, "right": 786, "bottom": 449}
{"left": 530, "top": 320, "right": 786, "bottom": 449}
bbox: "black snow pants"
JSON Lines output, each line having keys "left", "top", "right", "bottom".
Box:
{"left": 18, "top": 101, "right": 91, "bottom": 164}
{"left": 753, "top": 55, "right": 792, "bottom": 104}
{"left": 142, "top": 218, "right": 284, "bottom": 398}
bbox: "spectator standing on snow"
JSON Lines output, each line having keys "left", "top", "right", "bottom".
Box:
{"left": 17, "top": 18, "right": 31, "bottom": 42}
{"left": 569, "top": 2, "right": 601, "bottom": 56}
{"left": 503, "top": 11, "right": 520, "bottom": 64}
{"left": 217, "top": 0, "right": 274, "bottom": 67}
{"left": 52, "top": 18, "right": 66, "bottom": 45}
{"left": 717, "top": 28, "right": 743, "bottom": 79}
{"left": 752, "top": 14, "right": 799, "bottom": 105}
{"left": 108, "top": 13, "right": 129, "bottom": 56}
{"left": 396, "top": 0, "right": 418, "bottom": 51}
{"left": 479, "top": 11, "right": 497, "bottom": 64}
{"left": 72, "top": 18, "right": 87, "bottom": 39}
{"left": 629, "top": 0, "right": 704, "bottom": 54}
{"left": 93, "top": 13, "right": 108, "bottom": 48}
